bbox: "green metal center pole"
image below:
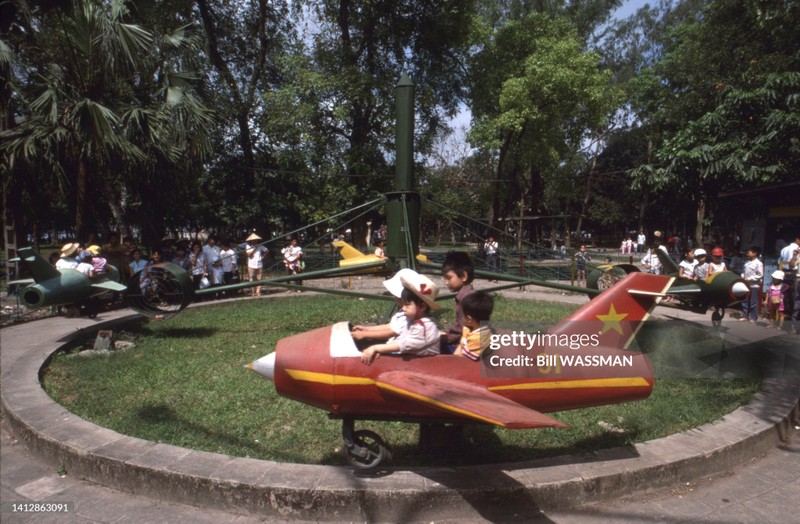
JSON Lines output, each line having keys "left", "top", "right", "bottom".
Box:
{"left": 386, "top": 73, "right": 420, "bottom": 268}
{"left": 394, "top": 73, "right": 414, "bottom": 193}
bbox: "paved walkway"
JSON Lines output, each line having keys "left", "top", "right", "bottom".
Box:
{"left": 2, "top": 280, "right": 798, "bottom": 522}
{"left": 2, "top": 417, "right": 798, "bottom": 523}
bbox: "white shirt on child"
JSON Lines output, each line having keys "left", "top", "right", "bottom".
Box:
{"left": 395, "top": 317, "right": 440, "bottom": 356}
{"left": 679, "top": 259, "right": 698, "bottom": 278}
{"left": 56, "top": 257, "right": 79, "bottom": 271}
{"left": 388, "top": 312, "right": 407, "bottom": 340}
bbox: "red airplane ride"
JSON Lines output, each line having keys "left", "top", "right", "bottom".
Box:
{"left": 248, "top": 271, "right": 674, "bottom": 469}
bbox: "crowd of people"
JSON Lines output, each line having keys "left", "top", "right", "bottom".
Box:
{"left": 47, "top": 231, "right": 315, "bottom": 299}
{"left": 598, "top": 231, "right": 800, "bottom": 333}
{"left": 774, "top": 235, "right": 800, "bottom": 333}
{"left": 55, "top": 237, "right": 500, "bottom": 362}
{"left": 44, "top": 227, "right": 800, "bottom": 335}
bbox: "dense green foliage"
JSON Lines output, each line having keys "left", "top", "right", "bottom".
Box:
{"left": 2, "top": 0, "right": 798, "bottom": 248}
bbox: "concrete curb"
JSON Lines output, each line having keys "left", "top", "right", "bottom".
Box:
{"left": 1, "top": 311, "right": 798, "bottom": 521}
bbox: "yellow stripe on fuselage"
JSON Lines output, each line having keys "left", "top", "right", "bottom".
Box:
{"left": 285, "top": 370, "right": 649, "bottom": 391}
{"left": 285, "top": 368, "right": 506, "bottom": 425}
{"left": 488, "top": 377, "right": 650, "bottom": 391}
{"left": 285, "top": 369, "right": 375, "bottom": 386}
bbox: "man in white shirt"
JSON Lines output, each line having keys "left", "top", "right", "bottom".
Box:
{"left": 219, "top": 240, "right": 238, "bottom": 284}
{"left": 779, "top": 234, "right": 800, "bottom": 333}
{"left": 641, "top": 246, "right": 662, "bottom": 275}
{"left": 202, "top": 236, "right": 222, "bottom": 285}
{"left": 740, "top": 246, "right": 764, "bottom": 322}
{"left": 637, "top": 231, "right": 646, "bottom": 253}
{"left": 483, "top": 235, "right": 499, "bottom": 274}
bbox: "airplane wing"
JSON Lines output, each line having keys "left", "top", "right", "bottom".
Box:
{"left": 375, "top": 370, "right": 567, "bottom": 429}
{"left": 665, "top": 284, "right": 702, "bottom": 295}
{"left": 91, "top": 281, "right": 128, "bottom": 292}
{"left": 8, "top": 279, "right": 35, "bottom": 286}
{"left": 331, "top": 241, "right": 369, "bottom": 260}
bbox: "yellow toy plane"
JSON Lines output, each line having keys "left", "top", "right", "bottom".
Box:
{"left": 331, "top": 241, "right": 428, "bottom": 271}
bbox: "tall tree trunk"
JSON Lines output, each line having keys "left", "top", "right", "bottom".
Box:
{"left": 102, "top": 184, "right": 131, "bottom": 238}
{"left": 638, "top": 190, "right": 649, "bottom": 234}
{"left": 196, "top": 0, "right": 262, "bottom": 171}
{"left": 489, "top": 132, "right": 514, "bottom": 229}
{"left": 574, "top": 173, "right": 591, "bottom": 248}
{"left": 576, "top": 131, "right": 602, "bottom": 246}
{"left": 75, "top": 157, "right": 87, "bottom": 241}
{"left": 489, "top": 168, "right": 500, "bottom": 229}
{"left": 638, "top": 138, "right": 654, "bottom": 233}
{"left": 527, "top": 166, "right": 542, "bottom": 244}
{"left": 695, "top": 199, "right": 706, "bottom": 248}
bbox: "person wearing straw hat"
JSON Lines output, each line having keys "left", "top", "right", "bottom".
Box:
{"left": 361, "top": 270, "right": 441, "bottom": 365}
{"left": 56, "top": 242, "right": 96, "bottom": 276}
{"left": 351, "top": 268, "right": 416, "bottom": 344}
{"left": 55, "top": 243, "right": 81, "bottom": 271}
{"left": 245, "top": 232, "right": 267, "bottom": 296}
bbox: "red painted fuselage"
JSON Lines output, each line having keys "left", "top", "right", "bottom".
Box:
{"left": 251, "top": 272, "right": 674, "bottom": 426}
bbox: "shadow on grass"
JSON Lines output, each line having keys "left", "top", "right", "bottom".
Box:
{"left": 135, "top": 403, "right": 312, "bottom": 463}
{"left": 56, "top": 315, "right": 148, "bottom": 343}
{"left": 318, "top": 423, "right": 640, "bottom": 468}
{"left": 142, "top": 327, "right": 219, "bottom": 339}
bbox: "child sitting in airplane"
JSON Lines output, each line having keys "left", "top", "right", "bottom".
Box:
{"left": 373, "top": 239, "right": 386, "bottom": 259}
{"left": 55, "top": 243, "right": 81, "bottom": 271}
{"left": 360, "top": 271, "right": 441, "bottom": 365}
{"left": 440, "top": 251, "right": 475, "bottom": 353}
{"left": 88, "top": 246, "right": 108, "bottom": 275}
{"left": 351, "top": 268, "right": 416, "bottom": 345}
{"left": 678, "top": 248, "right": 698, "bottom": 280}
{"left": 57, "top": 243, "right": 96, "bottom": 277}
{"left": 453, "top": 291, "right": 494, "bottom": 361}
{"left": 79, "top": 246, "right": 108, "bottom": 277}
{"left": 708, "top": 247, "right": 727, "bottom": 276}
{"left": 693, "top": 249, "right": 709, "bottom": 280}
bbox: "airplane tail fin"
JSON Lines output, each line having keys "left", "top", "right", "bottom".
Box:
{"left": 656, "top": 248, "right": 680, "bottom": 276}
{"left": 331, "top": 241, "right": 367, "bottom": 260}
{"left": 551, "top": 272, "right": 674, "bottom": 350}
{"left": 12, "top": 247, "right": 61, "bottom": 283}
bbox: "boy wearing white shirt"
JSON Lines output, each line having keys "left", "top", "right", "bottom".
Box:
{"left": 740, "top": 246, "right": 764, "bottom": 322}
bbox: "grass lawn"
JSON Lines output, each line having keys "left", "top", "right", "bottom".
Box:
{"left": 43, "top": 294, "right": 760, "bottom": 467}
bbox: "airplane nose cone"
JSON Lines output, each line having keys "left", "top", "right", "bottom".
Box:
{"left": 246, "top": 352, "right": 276, "bottom": 381}
{"left": 730, "top": 281, "right": 749, "bottom": 299}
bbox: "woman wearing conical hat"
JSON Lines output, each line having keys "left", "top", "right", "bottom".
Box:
{"left": 245, "top": 232, "right": 267, "bottom": 296}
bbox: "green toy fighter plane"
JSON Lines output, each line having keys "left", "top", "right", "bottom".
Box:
{"left": 10, "top": 247, "right": 128, "bottom": 318}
